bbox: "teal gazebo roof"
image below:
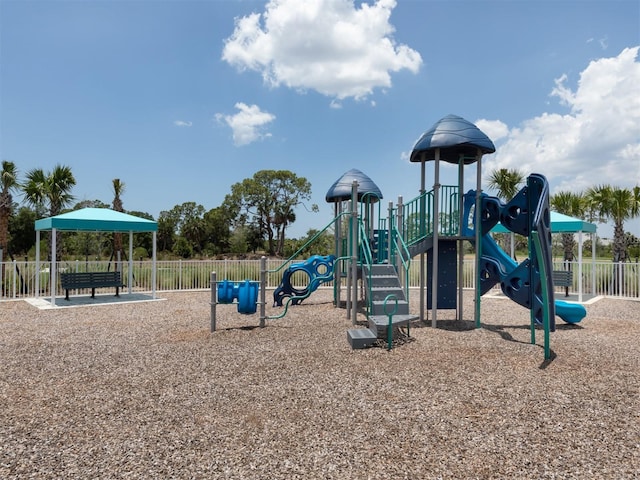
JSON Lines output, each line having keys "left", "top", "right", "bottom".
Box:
{"left": 35, "top": 208, "right": 157, "bottom": 232}
{"left": 492, "top": 211, "right": 596, "bottom": 234}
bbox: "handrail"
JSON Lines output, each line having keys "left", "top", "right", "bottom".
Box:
{"left": 383, "top": 294, "right": 398, "bottom": 351}
{"left": 402, "top": 190, "right": 432, "bottom": 246}
{"left": 390, "top": 223, "right": 412, "bottom": 303}
{"left": 400, "top": 185, "right": 460, "bottom": 246}
{"left": 267, "top": 211, "right": 350, "bottom": 276}
{"left": 357, "top": 219, "right": 375, "bottom": 317}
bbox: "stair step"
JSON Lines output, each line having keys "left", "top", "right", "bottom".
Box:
{"left": 368, "top": 286, "right": 406, "bottom": 301}
{"left": 364, "top": 276, "right": 402, "bottom": 288}
{"left": 370, "top": 300, "right": 410, "bottom": 316}
{"left": 364, "top": 264, "right": 397, "bottom": 275}
{"left": 368, "top": 314, "right": 419, "bottom": 335}
{"left": 347, "top": 328, "right": 378, "bottom": 349}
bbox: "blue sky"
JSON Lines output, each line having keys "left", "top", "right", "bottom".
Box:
{"left": 1, "top": 0, "right": 639, "bottom": 239}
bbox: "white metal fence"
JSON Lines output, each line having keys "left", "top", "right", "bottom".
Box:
{"left": 1, "top": 258, "right": 639, "bottom": 301}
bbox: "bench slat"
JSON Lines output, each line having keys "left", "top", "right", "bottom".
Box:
{"left": 61, "top": 271, "right": 124, "bottom": 300}
{"left": 552, "top": 270, "right": 573, "bottom": 298}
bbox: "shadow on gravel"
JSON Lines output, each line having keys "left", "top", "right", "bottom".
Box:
{"left": 555, "top": 323, "right": 584, "bottom": 331}
{"left": 539, "top": 350, "right": 557, "bottom": 370}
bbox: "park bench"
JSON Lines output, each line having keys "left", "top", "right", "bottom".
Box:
{"left": 552, "top": 270, "right": 573, "bottom": 297}
{"left": 60, "top": 271, "right": 124, "bottom": 301}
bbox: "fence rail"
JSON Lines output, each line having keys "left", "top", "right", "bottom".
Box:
{"left": 1, "top": 258, "right": 639, "bottom": 301}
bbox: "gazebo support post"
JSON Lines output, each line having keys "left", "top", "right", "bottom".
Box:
{"left": 578, "top": 231, "right": 583, "bottom": 302}
{"left": 128, "top": 231, "right": 134, "bottom": 294}
{"left": 152, "top": 231, "right": 157, "bottom": 299}
{"left": 51, "top": 227, "right": 57, "bottom": 307}
{"left": 35, "top": 232, "right": 40, "bottom": 298}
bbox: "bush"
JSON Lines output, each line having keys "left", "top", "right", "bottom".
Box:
{"left": 133, "top": 247, "right": 149, "bottom": 260}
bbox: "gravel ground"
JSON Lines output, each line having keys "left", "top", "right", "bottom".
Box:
{"left": 1, "top": 290, "right": 639, "bottom": 479}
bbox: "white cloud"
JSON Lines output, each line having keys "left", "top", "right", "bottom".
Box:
{"left": 174, "top": 120, "right": 192, "bottom": 127}
{"left": 487, "top": 46, "right": 640, "bottom": 194}
{"left": 215, "top": 103, "right": 276, "bottom": 146}
{"left": 221, "top": 0, "right": 422, "bottom": 101}
{"left": 475, "top": 119, "right": 509, "bottom": 142}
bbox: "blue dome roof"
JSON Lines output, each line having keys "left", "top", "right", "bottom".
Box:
{"left": 410, "top": 114, "right": 495, "bottom": 165}
{"left": 325, "top": 168, "right": 383, "bottom": 203}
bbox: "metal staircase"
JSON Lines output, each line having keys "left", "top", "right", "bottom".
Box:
{"left": 347, "top": 264, "right": 418, "bottom": 349}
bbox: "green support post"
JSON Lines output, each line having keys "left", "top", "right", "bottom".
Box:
{"left": 532, "top": 231, "right": 552, "bottom": 360}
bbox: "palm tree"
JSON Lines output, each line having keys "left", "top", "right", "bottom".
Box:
{"left": 550, "top": 191, "right": 586, "bottom": 262}
{"left": 112, "top": 178, "right": 125, "bottom": 265}
{"left": 487, "top": 168, "right": 525, "bottom": 202}
{"left": 23, "top": 164, "right": 76, "bottom": 260}
{"left": 586, "top": 184, "right": 640, "bottom": 295}
{"left": 585, "top": 184, "right": 640, "bottom": 262}
{"left": 0, "top": 161, "right": 20, "bottom": 264}
{"left": 274, "top": 204, "right": 296, "bottom": 257}
{"left": 486, "top": 168, "right": 525, "bottom": 257}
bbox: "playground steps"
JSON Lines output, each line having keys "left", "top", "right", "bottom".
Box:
{"left": 347, "top": 328, "right": 377, "bottom": 349}
{"left": 348, "top": 264, "right": 417, "bottom": 349}
{"left": 368, "top": 314, "right": 419, "bottom": 335}
{"left": 347, "top": 314, "right": 419, "bottom": 349}
{"left": 363, "top": 264, "right": 410, "bottom": 316}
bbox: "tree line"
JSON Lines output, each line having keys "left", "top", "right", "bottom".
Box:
{"left": 0, "top": 162, "right": 331, "bottom": 263}
{"left": 487, "top": 168, "right": 640, "bottom": 262}
{"left": 3, "top": 161, "right": 639, "bottom": 265}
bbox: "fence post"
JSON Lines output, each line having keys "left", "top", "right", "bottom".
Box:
{"left": 260, "top": 256, "right": 266, "bottom": 328}
{"left": 210, "top": 272, "right": 217, "bottom": 332}
{"left": 12, "top": 260, "right": 17, "bottom": 299}
{"left": 618, "top": 261, "right": 624, "bottom": 298}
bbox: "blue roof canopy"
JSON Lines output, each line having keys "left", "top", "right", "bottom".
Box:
{"left": 35, "top": 208, "right": 157, "bottom": 232}
{"left": 410, "top": 114, "right": 496, "bottom": 165}
{"left": 492, "top": 211, "right": 596, "bottom": 234}
{"left": 325, "top": 168, "right": 383, "bottom": 203}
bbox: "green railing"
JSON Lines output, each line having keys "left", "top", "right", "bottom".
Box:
{"left": 357, "top": 219, "right": 375, "bottom": 318}
{"left": 266, "top": 212, "right": 349, "bottom": 319}
{"left": 400, "top": 185, "right": 460, "bottom": 247}
{"left": 357, "top": 215, "right": 413, "bottom": 319}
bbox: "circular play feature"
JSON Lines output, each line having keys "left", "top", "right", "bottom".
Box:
{"left": 273, "top": 255, "right": 335, "bottom": 306}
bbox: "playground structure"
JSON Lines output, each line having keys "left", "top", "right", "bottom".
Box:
{"left": 273, "top": 255, "right": 335, "bottom": 307}
{"left": 334, "top": 114, "right": 586, "bottom": 358}
{"left": 210, "top": 114, "right": 587, "bottom": 359}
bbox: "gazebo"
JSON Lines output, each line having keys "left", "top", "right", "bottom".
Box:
{"left": 34, "top": 208, "right": 158, "bottom": 306}
{"left": 492, "top": 211, "right": 597, "bottom": 302}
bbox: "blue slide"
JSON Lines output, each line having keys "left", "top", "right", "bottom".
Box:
{"left": 481, "top": 233, "right": 586, "bottom": 324}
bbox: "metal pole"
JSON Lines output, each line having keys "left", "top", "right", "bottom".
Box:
{"left": 210, "top": 271, "right": 217, "bottom": 332}
{"left": 397, "top": 196, "right": 404, "bottom": 288}
{"left": 128, "top": 231, "right": 134, "bottom": 294}
{"left": 578, "top": 231, "right": 583, "bottom": 302}
{"left": 457, "top": 155, "right": 464, "bottom": 321}
{"left": 334, "top": 202, "right": 341, "bottom": 307}
{"left": 351, "top": 180, "right": 359, "bottom": 325}
{"left": 475, "top": 151, "right": 483, "bottom": 327}
{"left": 387, "top": 201, "right": 393, "bottom": 265}
{"left": 35, "top": 232, "right": 40, "bottom": 298}
{"left": 51, "top": 227, "right": 57, "bottom": 307}
{"left": 152, "top": 231, "right": 157, "bottom": 299}
{"left": 431, "top": 148, "right": 440, "bottom": 328}
{"left": 260, "top": 256, "right": 266, "bottom": 327}
{"left": 420, "top": 155, "right": 426, "bottom": 322}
